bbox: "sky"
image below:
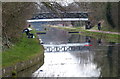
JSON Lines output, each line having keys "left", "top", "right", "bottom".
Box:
{"left": 50, "top": 0, "right": 74, "bottom": 6}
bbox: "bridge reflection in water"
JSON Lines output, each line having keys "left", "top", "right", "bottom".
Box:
{"left": 43, "top": 43, "right": 92, "bottom": 52}
{"left": 33, "top": 42, "right": 100, "bottom": 77}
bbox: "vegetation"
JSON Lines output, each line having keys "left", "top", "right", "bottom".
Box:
{"left": 81, "top": 31, "right": 120, "bottom": 43}
{"left": 2, "top": 34, "right": 44, "bottom": 67}
{"left": 89, "top": 2, "right": 119, "bottom": 32}
{"left": 2, "top": 2, "right": 38, "bottom": 51}
{"left": 40, "top": 2, "right": 119, "bottom": 32}
{"left": 2, "top": 2, "right": 44, "bottom": 67}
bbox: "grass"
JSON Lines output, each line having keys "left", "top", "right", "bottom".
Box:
{"left": 53, "top": 26, "right": 120, "bottom": 43}
{"left": 82, "top": 31, "right": 120, "bottom": 43}
{"left": 90, "top": 25, "right": 119, "bottom": 32}
{"left": 53, "top": 26, "right": 81, "bottom": 31}
{"left": 2, "top": 33, "right": 44, "bottom": 67}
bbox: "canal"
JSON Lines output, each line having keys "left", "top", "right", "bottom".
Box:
{"left": 17, "top": 23, "right": 118, "bottom": 77}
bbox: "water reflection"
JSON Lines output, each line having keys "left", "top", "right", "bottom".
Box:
{"left": 32, "top": 27, "right": 101, "bottom": 77}
{"left": 93, "top": 42, "right": 118, "bottom": 77}
{"left": 33, "top": 52, "right": 100, "bottom": 77}
{"left": 85, "top": 36, "right": 91, "bottom": 43}
{"left": 107, "top": 44, "right": 113, "bottom": 76}
{"left": 28, "top": 24, "right": 118, "bottom": 77}
{"left": 38, "top": 27, "right": 70, "bottom": 44}
{"left": 97, "top": 38, "right": 102, "bottom": 45}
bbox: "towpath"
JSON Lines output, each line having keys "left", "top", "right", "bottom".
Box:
{"left": 87, "top": 30, "right": 120, "bottom": 35}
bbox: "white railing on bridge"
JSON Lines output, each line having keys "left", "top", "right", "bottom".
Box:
{"left": 27, "top": 18, "right": 88, "bottom": 22}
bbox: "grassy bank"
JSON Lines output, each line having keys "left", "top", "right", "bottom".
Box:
{"left": 2, "top": 34, "right": 44, "bottom": 67}
{"left": 81, "top": 31, "right": 120, "bottom": 43}
{"left": 53, "top": 26, "right": 120, "bottom": 43}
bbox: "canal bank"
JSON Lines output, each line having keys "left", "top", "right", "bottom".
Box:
{"left": 79, "top": 30, "right": 120, "bottom": 43}
{"left": 2, "top": 35, "right": 44, "bottom": 77}
{"left": 51, "top": 25, "right": 120, "bottom": 43}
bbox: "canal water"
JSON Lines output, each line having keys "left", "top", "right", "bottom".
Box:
{"left": 18, "top": 23, "right": 118, "bottom": 77}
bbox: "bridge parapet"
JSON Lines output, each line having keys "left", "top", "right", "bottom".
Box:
{"left": 31, "top": 13, "right": 88, "bottom": 19}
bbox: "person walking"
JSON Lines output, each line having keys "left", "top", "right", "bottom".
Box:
{"left": 98, "top": 22, "right": 101, "bottom": 31}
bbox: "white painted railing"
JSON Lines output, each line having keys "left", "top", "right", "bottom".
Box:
{"left": 27, "top": 18, "right": 88, "bottom": 22}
